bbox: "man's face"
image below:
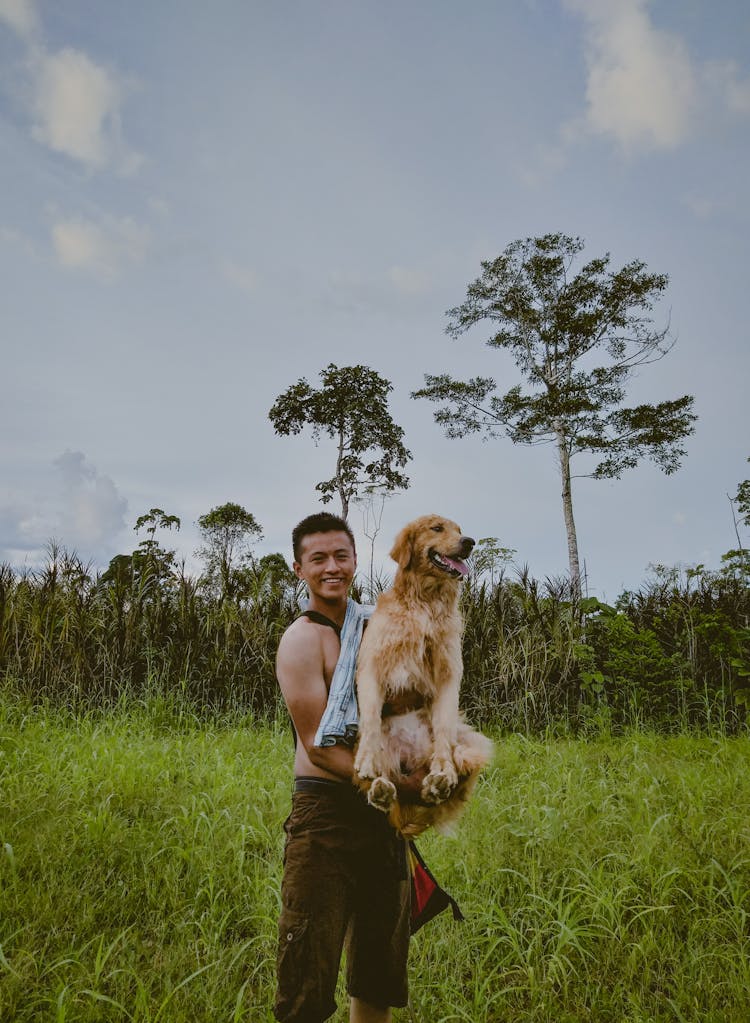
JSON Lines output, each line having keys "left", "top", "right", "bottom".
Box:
{"left": 294, "top": 530, "right": 356, "bottom": 602}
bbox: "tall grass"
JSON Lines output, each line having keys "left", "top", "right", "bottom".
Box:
{"left": 1, "top": 698, "right": 749, "bottom": 1021}
{"left": 1, "top": 545, "right": 749, "bottom": 732}
{"left": 459, "top": 565, "right": 750, "bottom": 733}
{"left": 0, "top": 545, "right": 300, "bottom": 713}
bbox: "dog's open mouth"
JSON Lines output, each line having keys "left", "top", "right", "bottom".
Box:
{"left": 428, "top": 549, "right": 469, "bottom": 578}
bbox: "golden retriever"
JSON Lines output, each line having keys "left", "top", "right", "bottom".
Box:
{"left": 353, "top": 514, "right": 494, "bottom": 836}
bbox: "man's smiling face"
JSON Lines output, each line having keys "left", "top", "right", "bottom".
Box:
{"left": 294, "top": 530, "right": 356, "bottom": 604}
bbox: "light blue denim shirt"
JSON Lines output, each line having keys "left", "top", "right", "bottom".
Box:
{"left": 313, "top": 598, "right": 374, "bottom": 748}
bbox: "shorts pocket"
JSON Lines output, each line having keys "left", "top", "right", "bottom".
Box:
{"left": 276, "top": 906, "right": 309, "bottom": 992}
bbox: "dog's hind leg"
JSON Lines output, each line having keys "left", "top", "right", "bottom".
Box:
{"left": 453, "top": 726, "right": 494, "bottom": 776}
{"left": 421, "top": 676, "right": 460, "bottom": 804}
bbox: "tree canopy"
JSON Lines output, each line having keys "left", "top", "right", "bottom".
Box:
{"left": 195, "top": 502, "right": 263, "bottom": 601}
{"left": 269, "top": 362, "right": 411, "bottom": 519}
{"left": 413, "top": 233, "right": 697, "bottom": 595}
{"left": 102, "top": 507, "right": 181, "bottom": 593}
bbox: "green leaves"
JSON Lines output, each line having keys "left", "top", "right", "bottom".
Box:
{"left": 269, "top": 362, "right": 411, "bottom": 518}
{"left": 414, "top": 232, "right": 697, "bottom": 593}
{"left": 195, "top": 503, "right": 263, "bottom": 602}
{"left": 421, "top": 233, "right": 694, "bottom": 468}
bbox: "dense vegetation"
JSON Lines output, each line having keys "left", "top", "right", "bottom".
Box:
{"left": 1, "top": 539, "right": 748, "bottom": 734}
{"left": 1, "top": 701, "right": 749, "bottom": 1022}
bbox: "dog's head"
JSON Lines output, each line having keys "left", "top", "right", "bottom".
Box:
{"left": 389, "top": 515, "right": 475, "bottom": 580}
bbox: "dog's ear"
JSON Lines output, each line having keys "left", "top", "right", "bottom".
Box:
{"left": 390, "top": 524, "right": 415, "bottom": 571}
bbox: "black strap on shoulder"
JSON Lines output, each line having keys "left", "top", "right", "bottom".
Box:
{"left": 296, "top": 609, "right": 342, "bottom": 638}
{"left": 287, "top": 609, "right": 342, "bottom": 750}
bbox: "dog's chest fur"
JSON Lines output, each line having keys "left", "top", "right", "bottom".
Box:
{"left": 363, "top": 593, "right": 461, "bottom": 701}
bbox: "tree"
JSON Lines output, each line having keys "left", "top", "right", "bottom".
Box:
{"left": 732, "top": 458, "right": 750, "bottom": 532}
{"left": 269, "top": 363, "right": 411, "bottom": 520}
{"left": 724, "top": 457, "right": 750, "bottom": 579}
{"left": 470, "top": 537, "right": 516, "bottom": 589}
{"left": 102, "top": 507, "right": 181, "bottom": 593}
{"left": 195, "top": 502, "right": 263, "bottom": 601}
{"left": 412, "top": 233, "right": 697, "bottom": 597}
{"left": 133, "top": 507, "right": 181, "bottom": 585}
{"left": 353, "top": 484, "right": 392, "bottom": 599}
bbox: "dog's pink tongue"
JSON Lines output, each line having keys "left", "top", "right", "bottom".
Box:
{"left": 445, "top": 556, "right": 469, "bottom": 576}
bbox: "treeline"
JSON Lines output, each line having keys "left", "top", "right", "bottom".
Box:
{"left": 1, "top": 542, "right": 748, "bottom": 733}
{"left": 461, "top": 566, "right": 749, "bottom": 732}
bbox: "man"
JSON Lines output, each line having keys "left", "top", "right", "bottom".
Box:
{"left": 274, "top": 511, "right": 423, "bottom": 1023}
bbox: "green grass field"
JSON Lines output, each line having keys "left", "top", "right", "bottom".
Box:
{"left": 1, "top": 697, "right": 749, "bottom": 1022}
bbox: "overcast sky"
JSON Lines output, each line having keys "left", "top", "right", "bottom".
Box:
{"left": 1, "top": 0, "right": 748, "bottom": 600}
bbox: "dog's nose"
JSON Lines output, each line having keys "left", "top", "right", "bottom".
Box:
{"left": 460, "top": 536, "right": 475, "bottom": 557}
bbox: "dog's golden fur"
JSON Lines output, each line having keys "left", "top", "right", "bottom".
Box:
{"left": 353, "top": 514, "right": 494, "bottom": 836}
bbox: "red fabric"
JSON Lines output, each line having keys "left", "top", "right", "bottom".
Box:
{"left": 411, "top": 859, "right": 438, "bottom": 916}
{"left": 407, "top": 841, "right": 464, "bottom": 934}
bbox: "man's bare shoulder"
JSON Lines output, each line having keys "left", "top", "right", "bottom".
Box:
{"left": 277, "top": 616, "right": 327, "bottom": 670}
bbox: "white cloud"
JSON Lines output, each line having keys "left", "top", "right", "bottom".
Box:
{"left": 704, "top": 59, "right": 750, "bottom": 117}
{"left": 681, "top": 193, "right": 722, "bottom": 220}
{"left": 565, "top": 0, "right": 696, "bottom": 152}
{"left": 0, "top": 500, "right": 48, "bottom": 556}
{"left": 54, "top": 450, "right": 128, "bottom": 552}
{"left": 224, "top": 261, "right": 260, "bottom": 294}
{"left": 51, "top": 214, "right": 150, "bottom": 279}
{"left": 563, "top": 0, "right": 750, "bottom": 157}
{"left": 0, "top": 0, "right": 38, "bottom": 39}
{"left": 28, "top": 46, "right": 142, "bottom": 173}
{"left": 387, "top": 265, "right": 431, "bottom": 297}
{"left": 0, "top": 452, "right": 128, "bottom": 565}
{"left": 323, "top": 264, "right": 433, "bottom": 315}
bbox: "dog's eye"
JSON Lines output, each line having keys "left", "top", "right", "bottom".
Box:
{"left": 430, "top": 524, "right": 444, "bottom": 533}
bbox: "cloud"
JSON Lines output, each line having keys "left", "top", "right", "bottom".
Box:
{"left": 323, "top": 264, "right": 433, "bottom": 314}
{"left": 1, "top": 0, "right": 141, "bottom": 172}
{"left": 224, "top": 261, "right": 260, "bottom": 294}
{"left": 560, "top": 0, "right": 750, "bottom": 160}
{"left": 28, "top": 46, "right": 142, "bottom": 173}
{"left": 565, "top": 0, "right": 697, "bottom": 152}
{"left": 0, "top": 0, "right": 38, "bottom": 40}
{"left": 0, "top": 452, "right": 128, "bottom": 566}
{"left": 387, "top": 265, "right": 431, "bottom": 297}
{"left": 51, "top": 214, "right": 150, "bottom": 279}
{"left": 704, "top": 58, "right": 750, "bottom": 117}
{"left": 680, "top": 193, "right": 722, "bottom": 220}
{"left": 54, "top": 450, "right": 128, "bottom": 552}
{"left": 0, "top": 500, "right": 49, "bottom": 557}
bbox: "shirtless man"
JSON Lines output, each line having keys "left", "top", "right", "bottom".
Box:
{"left": 274, "top": 512, "right": 422, "bottom": 1023}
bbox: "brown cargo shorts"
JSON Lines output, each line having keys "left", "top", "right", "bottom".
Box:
{"left": 273, "top": 777, "right": 410, "bottom": 1022}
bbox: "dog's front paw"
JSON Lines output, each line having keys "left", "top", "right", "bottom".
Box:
{"left": 354, "top": 745, "right": 380, "bottom": 781}
{"left": 422, "top": 766, "right": 458, "bottom": 805}
{"left": 368, "top": 776, "right": 397, "bottom": 813}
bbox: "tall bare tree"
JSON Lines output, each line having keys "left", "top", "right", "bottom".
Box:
{"left": 413, "top": 233, "right": 697, "bottom": 597}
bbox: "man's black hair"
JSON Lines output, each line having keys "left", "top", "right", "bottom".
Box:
{"left": 292, "top": 512, "right": 356, "bottom": 563}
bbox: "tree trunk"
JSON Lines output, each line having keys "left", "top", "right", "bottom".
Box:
{"left": 336, "top": 424, "right": 349, "bottom": 520}
{"left": 554, "top": 423, "right": 581, "bottom": 599}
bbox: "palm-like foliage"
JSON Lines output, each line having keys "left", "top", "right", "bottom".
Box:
{"left": 1, "top": 545, "right": 748, "bottom": 731}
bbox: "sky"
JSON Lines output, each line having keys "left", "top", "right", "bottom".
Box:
{"left": 1, "top": 0, "right": 749, "bottom": 601}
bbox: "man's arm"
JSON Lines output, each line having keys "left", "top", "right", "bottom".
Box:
{"left": 277, "top": 622, "right": 429, "bottom": 798}
{"left": 276, "top": 625, "right": 355, "bottom": 780}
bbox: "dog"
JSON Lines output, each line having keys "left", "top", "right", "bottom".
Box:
{"left": 353, "top": 514, "right": 494, "bottom": 836}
